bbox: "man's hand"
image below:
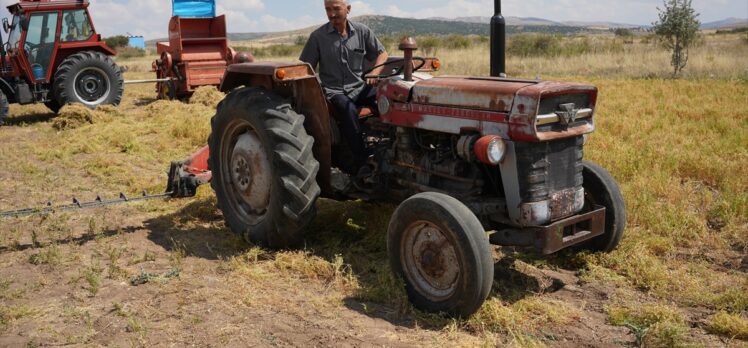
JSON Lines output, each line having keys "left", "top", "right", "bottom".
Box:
{"left": 365, "top": 51, "right": 389, "bottom": 86}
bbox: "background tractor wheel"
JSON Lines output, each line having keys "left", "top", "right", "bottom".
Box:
{"left": 388, "top": 192, "right": 494, "bottom": 318}
{"left": 209, "top": 87, "right": 321, "bottom": 248}
{"left": 580, "top": 160, "right": 627, "bottom": 252}
{"left": 0, "top": 91, "right": 8, "bottom": 125}
{"left": 54, "top": 51, "right": 124, "bottom": 109}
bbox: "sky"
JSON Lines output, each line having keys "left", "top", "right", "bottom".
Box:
{"left": 0, "top": 0, "right": 745, "bottom": 39}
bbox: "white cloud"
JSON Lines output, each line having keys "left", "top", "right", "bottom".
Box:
{"left": 216, "top": 0, "right": 265, "bottom": 32}
{"left": 350, "top": 1, "right": 374, "bottom": 16}
{"left": 91, "top": 0, "right": 171, "bottom": 38}
{"left": 383, "top": 5, "right": 409, "bottom": 18}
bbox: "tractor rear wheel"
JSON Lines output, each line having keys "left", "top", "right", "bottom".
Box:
{"left": 388, "top": 192, "right": 494, "bottom": 318}
{"left": 0, "top": 91, "right": 8, "bottom": 125}
{"left": 53, "top": 51, "right": 124, "bottom": 109}
{"left": 209, "top": 87, "right": 321, "bottom": 248}
{"left": 580, "top": 161, "right": 626, "bottom": 252}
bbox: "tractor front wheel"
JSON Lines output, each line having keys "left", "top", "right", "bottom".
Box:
{"left": 580, "top": 161, "right": 626, "bottom": 252}
{"left": 388, "top": 192, "right": 494, "bottom": 318}
{"left": 209, "top": 87, "right": 321, "bottom": 248}
{"left": 54, "top": 51, "right": 124, "bottom": 109}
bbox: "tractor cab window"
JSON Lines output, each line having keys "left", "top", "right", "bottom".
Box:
{"left": 61, "top": 10, "right": 92, "bottom": 42}
{"left": 7, "top": 14, "right": 22, "bottom": 50}
{"left": 24, "top": 12, "right": 58, "bottom": 80}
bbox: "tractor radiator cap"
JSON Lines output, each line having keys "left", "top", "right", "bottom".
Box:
{"left": 399, "top": 37, "right": 418, "bottom": 51}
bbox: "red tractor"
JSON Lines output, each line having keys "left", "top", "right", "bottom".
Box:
{"left": 0, "top": 0, "right": 123, "bottom": 125}
{"left": 169, "top": 0, "right": 625, "bottom": 317}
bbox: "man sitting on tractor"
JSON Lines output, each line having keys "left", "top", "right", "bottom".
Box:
{"left": 300, "top": 0, "right": 389, "bottom": 177}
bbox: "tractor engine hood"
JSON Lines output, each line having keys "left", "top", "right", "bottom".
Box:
{"left": 406, "top": 76, "right": 598, "bottom": 142}
{"left": 411, "top": 76, "right": 535, "bottom": 113}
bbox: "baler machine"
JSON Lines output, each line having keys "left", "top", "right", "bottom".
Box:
{"left": 138, "top": 0, "right": 252, "bottom": 100}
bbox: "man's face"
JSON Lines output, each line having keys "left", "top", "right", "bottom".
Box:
{"left": 325, "top": 0, "right": 350, "bottom": 26}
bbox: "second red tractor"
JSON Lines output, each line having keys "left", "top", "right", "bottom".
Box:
{"left": 0, "top": 0, "right": 123, "bottom": 125}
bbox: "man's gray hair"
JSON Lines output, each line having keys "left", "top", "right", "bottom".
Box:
{"left": 324, "top": 0, "right": 350, "bottom": 4}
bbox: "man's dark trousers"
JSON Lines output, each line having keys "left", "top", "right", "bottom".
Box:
{"left": 329, "top": 84, "right": 377, "bottom": 174}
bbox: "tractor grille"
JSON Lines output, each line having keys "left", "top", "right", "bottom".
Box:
{"left": 515, "top": 137, "right": 584, "bottom": 203}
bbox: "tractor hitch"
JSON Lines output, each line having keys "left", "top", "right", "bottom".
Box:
{"left": 166, "top": 145, "right": 213, "bottom": 198}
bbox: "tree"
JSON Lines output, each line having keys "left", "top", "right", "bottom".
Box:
{"left": 104, "top": 35, "right": 130, "bottom": 49}
{"left": 294, "top": 35, "right": 308, "bottom": 46}
{"left": 613, "top": 28, "right": 633, "bottom": 37}
{"left": 653, "top": 0, "right": 701, "bottom": 77}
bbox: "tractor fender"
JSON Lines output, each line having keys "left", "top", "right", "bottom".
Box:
{"left": 52, "top": 45, "right": 117, "bottom": 80}
{"left": 219, "top": 62, "right": 334, "bottom": 194}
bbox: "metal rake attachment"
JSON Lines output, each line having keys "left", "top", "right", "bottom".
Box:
{"left": 0, "top": 191, "right": 174, "bottom": 219}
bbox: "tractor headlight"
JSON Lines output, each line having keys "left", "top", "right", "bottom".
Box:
{"left": 474, "top": 135, "right": 506, "bottom": 165}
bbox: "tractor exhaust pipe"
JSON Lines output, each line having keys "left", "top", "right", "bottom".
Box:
{"left": 490, "top": 0, "right": 506, "bottom": 77}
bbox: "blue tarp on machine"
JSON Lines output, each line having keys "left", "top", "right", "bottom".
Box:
{"left": 172, "top": 0, "right": 216, "bottom": 18}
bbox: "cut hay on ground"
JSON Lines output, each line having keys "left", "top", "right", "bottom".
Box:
{"left": 189, "top": 86, "right": 225, "bottom": 108}
{"left": 52, "top": 104, "right": 118, "bottom": 130}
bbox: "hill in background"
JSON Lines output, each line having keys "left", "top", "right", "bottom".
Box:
{"left": 431, "top": 16, "right": 644, "bottom": 29}
{"left": 218, "top": 15, "right": 588, "bottom": 46}
{"left": 354, "top": 15, "right": 586, "bottom": 36}
{"left": 148, "top": 15, "right": 748, "bottom": 46}
{"left": 701, "top": 17, "right": 748, "bottom": 29}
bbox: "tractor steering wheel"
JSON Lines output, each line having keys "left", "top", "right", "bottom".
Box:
{"left": 24, "top": 41, "right": 39, "bottom": 56}
{"left": 363, "top": 57, "right": 427, "bottom": 80}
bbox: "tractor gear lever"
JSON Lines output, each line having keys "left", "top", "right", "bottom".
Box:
{"left": 399, "top": 37, "right": 418, "bottom": 81}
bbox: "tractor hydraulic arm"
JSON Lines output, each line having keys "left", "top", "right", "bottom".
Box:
{"left": 166, "top": 145, "right": 213, "bottom": 198}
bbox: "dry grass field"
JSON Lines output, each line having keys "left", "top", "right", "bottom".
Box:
{"left": 0, "top": 33, "right": 746, "bottom": 347}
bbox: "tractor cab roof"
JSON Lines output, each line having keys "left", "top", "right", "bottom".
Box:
{"left": 8, "top": 0, "right": 88, "bottom": 14}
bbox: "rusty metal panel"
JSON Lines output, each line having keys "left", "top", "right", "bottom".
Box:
{"left": 382, "top": 102, "right": 512, "bottom": 137}
{"left": 488, "top": 205, "right": 606, "bottom": 255}
{"left": 537, "top": 206, "right": 605, "bottom": 255}
{"left": 181, "top": 48, "right": 225, "bottom": 61}
{"left": 411, "top": 76, "right": 535, "bottom": 112}
{"left": 510, "top": 81, "right": 598, "bottom": 142}
{"left": 226, "top": 61, "right": 314, "bottom": 76}
{"left": 184, "top": 60, "right": 226, "bottom": 89}
{"left": 382, "top": 75, "right": 599, "bottom": 142}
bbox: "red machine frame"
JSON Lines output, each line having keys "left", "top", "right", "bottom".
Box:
{"left": 153, "top": 14, "right": 244, "bottom": 99}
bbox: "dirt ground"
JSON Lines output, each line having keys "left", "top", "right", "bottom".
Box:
{"left": 0, "top": 201, "right": 640, "bottom": 347}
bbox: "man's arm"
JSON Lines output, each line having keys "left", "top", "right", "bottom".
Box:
{"left": 363, "top": 26, "right": 388, "bottom": 85}
{"left": 366, "top": 51, "right": 389, "bottom": 85}
{"left": 299, "top": 35, "right": 320, "bottom": 70}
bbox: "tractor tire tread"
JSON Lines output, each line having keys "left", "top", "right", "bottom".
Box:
{"left": 53, "top": 50, "right": 124, "bottom": 109}
{"left": 0, "top": 91, "right": 8, "bottom": 125}
{"left": 581, "top": 160, "right": 626, "bottom": 252}
{"left": 209, "top": 87, "right": 320, "bottom": 248}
